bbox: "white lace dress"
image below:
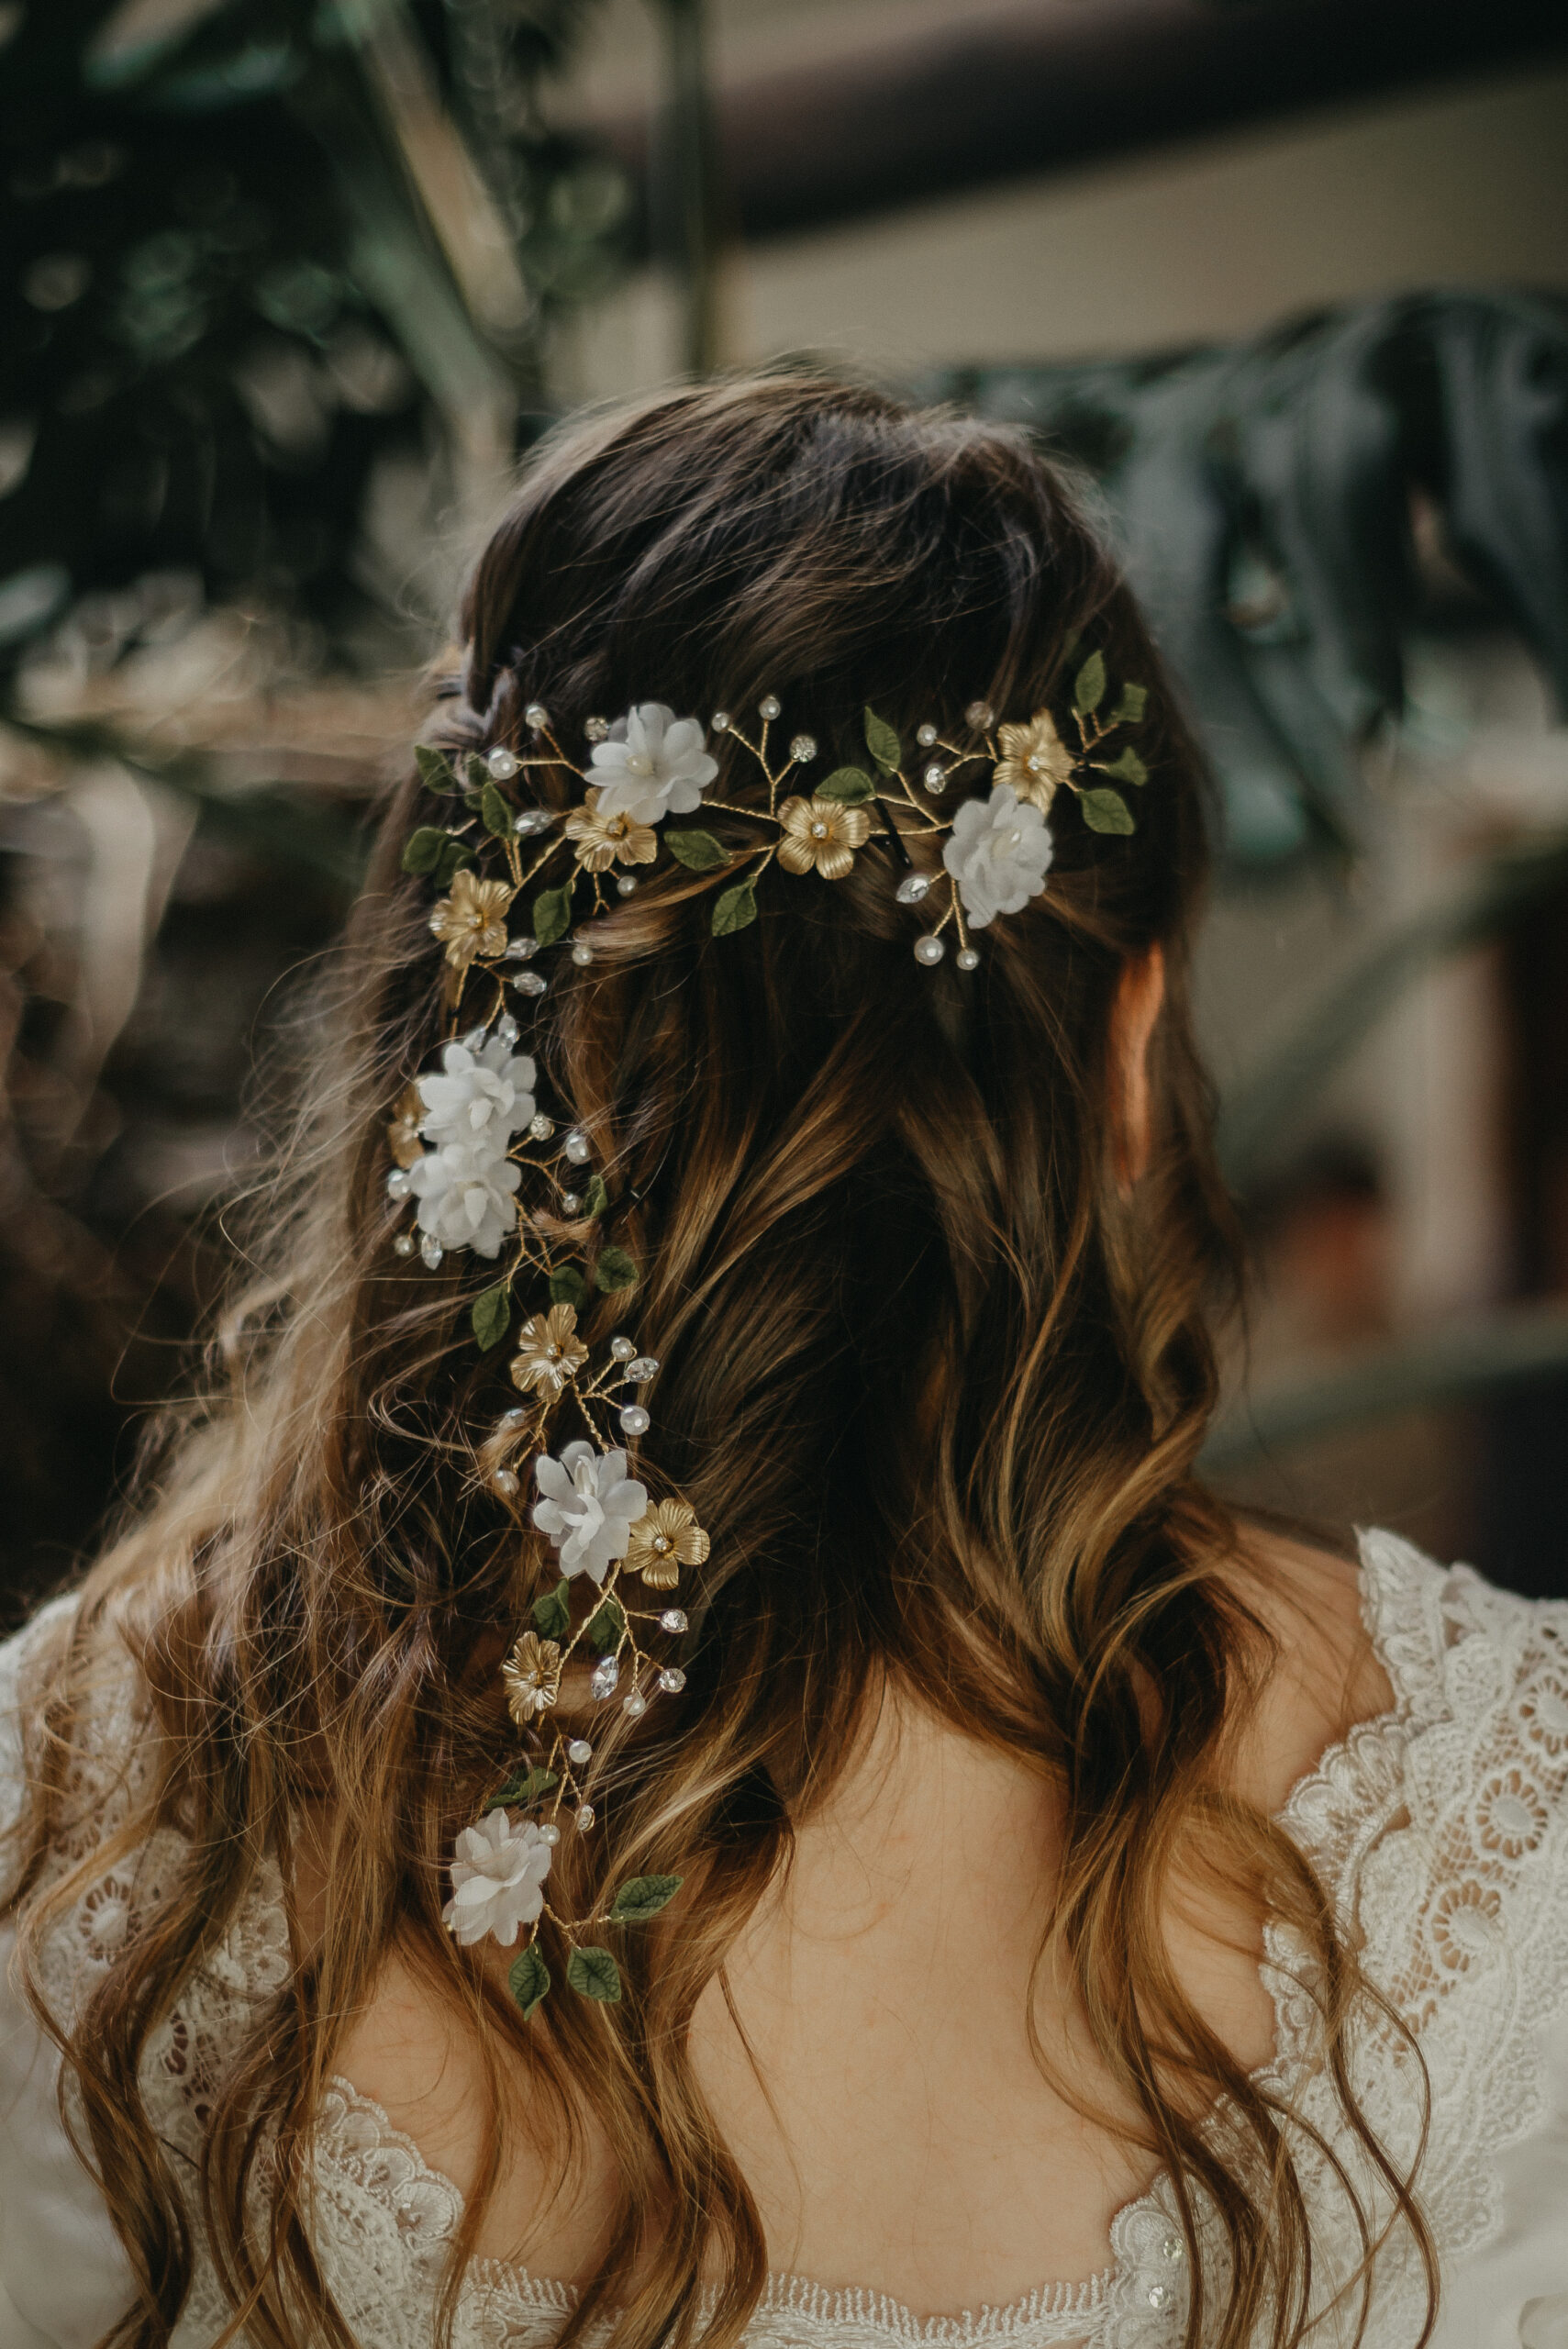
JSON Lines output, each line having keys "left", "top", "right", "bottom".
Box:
{"left": 3, "top": 1531, "right": 1568, "bottom": 2349}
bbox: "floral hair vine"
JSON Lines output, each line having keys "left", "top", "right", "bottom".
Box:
{"left": 391, "top": 651, "right": 1150, "bottom": 2019}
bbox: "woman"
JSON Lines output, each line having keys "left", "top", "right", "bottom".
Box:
{"left": 2, "top": 376, "right": 1565, "bottom": 2349}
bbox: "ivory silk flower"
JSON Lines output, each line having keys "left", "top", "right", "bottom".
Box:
{"left": 416, "top": 1038, "right": 537, "bottom": 1152}
{"left": 442, "top": 1809, "right": 553, "bottom": 1947}
{"left": 406, "top": 1140, "right": 521, "bottom": 1258}
{"left": 532, "top": 1439, "right": 649, "bottom": 1583}
{"left": 587, "top": 704, "right": 718, "bottom": 827}
{"left": 941, "top": 785, "right": 1054, "bottom": 929}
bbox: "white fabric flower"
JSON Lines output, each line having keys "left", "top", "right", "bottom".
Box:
{"left": 407, "top": 1141, "right": 520, "bottom": 1258}
{"left": 941, "top": 785, "right": 1054, "bottom": 929}
{"left": 532, "top": 1439, "right": 649, "bottom": 1585}
{"left": 588, "top": 703, "right": 717, "bottom": 827}
{"left": 442, "top": 1809, "right": 552, "bottom": 1948}
{"left": 417, "top": 1039, "right": 536, "bottom": 1153}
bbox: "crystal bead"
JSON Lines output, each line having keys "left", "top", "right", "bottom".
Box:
{"left": 571, "top": 942, "right": 595, "bottom": 966}
{"left": 759, "top": 694, "right": 781, "bottom": 721}
{"left": 575, "top": 1802, "right": 595, "bottom": 1831}
{"left": 1147, "top": 2285, "right": 1170, "bottom": 2310}
{"left": 923, "top": 763, "right": 946, "bottom": 791}
{"left": 419, "top": 1232, "right": 444, "bottom": 1268}
{"left": 590, "top": 1654, "right": 619, "bottom": 1700}
{"left": 495, "top": 1013, "right": 519, "bottom": 1046}
{"left": 584, "top": 716, "right": 610, "bottom": 742}
{"left": 622, "top": 1687, "right": 649, "bottom": 1720}
{"left": 895, "top": 873, "right": 931, "bottom": 905}
{"left": 539, "top": 1821, "right": 561, "bottom": 1845}
{"left": 626, "top": 1355, "right": 659, "bottom": 1382}
{"left": 810, "top": 819, "right": 828, "bottom": 838}
{"left": 525, "top": 702, "right": 550, "bottom": 729}
{"left": 386, "top": 1167, "right": 412, "bottom": 1199}
{"left": 513, "top": 807, "right": 552, "bottom": 837}
{"left": 505, "top": 935, "right": 539, "bottom": 961}
{"left": 559, "top": 1192, "right": 581, "bottom": 1215}
{"left": 619, "top": 1404, "right": 651, "bottom": 1437}
{"left": 567, "top": 1738, "right": 593, "bottom": 1765}
{"left": 965, "top": 701, "right": 995, "bottom": 729}
{"left": 514, "top": 971, "right": 548, "bottom": 996}
{"left": 486, "top": 746, "right": 519, "bottom": 780}
{"left": 660, "top": 1608, "right": 688, "bottom": 1633}
{"left": 790, "top": 733, "right": 817, "bottom": 763}
{"left": 563, "top": 1129, "right": 591, "bottom": 1163}
{"left": 610, "top": 1336, "right": 636, "bottom": 1362}
{"left": 463, "top": 1022, "right": 489, "bottom": 1051}
{"left": 617, "top": 874, "right": 638, "bottom": 895}
{"left": 499, "top": 1407, "right": 528, "bottom": 1429}
{"left": 491, "top": 1467, "right": 519, "bottom": 1497}
{"left": 917, "top": 722, "right": 939, "bottom": 747}
{"left": 1162, "top": 2235, "right": 1184, "bottom": 2263}
{"left": 394, "top": 1233, "right": 415, "bottom": 1256}
{"left": 528, "top": 1113, "right": 554, "bottom": 1141}
{"left": 711, "top": 710, "right": 730, "bottom": 731}
{"left": 956, "top": 948, "right": 980, "bottom": 972}
{"left": 914, "top": 934, "right": 946, "bottom": 966}
{"left": 658, "top": 1666, "right": 686, "bottom": 1694}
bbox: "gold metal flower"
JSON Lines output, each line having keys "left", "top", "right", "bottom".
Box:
{"left": 776, "top": 795, "right": 872, "bottom": 881}
{"left": 510, "top": 1303, "right": 590, "bottom": 1400}
{"left": 386, "top": 1082, "right": 425, "bottom": 1169}
{"left": 429, "top": 869, "right": 515, "bottom": 970}
{"left": 994, "top": 711, "right": 1077, "bottom": 814}
{"left": 564, "top": 787, "right": 659, "bottom": 872}
{"left": 503, "top": 1631, "right": 562, "bottom": 1723}
{"left": 626, "top": 1499, "right": 710, "bottom": 1589}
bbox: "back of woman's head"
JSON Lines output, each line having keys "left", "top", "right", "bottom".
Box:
{"left": 7, "top": 376, "right": 1421, "bottom": 2349}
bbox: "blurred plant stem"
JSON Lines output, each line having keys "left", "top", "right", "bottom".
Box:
{"left": 656, "top": 0, "right": 720, "bottom": 374}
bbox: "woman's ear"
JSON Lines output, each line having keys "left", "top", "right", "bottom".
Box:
{"left": 1111, "top": 944, "right": 1166, "bottom": 1190}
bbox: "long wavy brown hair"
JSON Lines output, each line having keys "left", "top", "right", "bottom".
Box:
{"left": 5, "top": 375, "right": 1434, "bottom": 2349}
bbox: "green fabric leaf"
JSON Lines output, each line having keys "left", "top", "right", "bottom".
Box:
{"left": 1073, "top": 652, "right": 1106, "bottom": 716}
{"left": 548, "top": 1266, "right": 587, "bottom": 1311}
{"left": 481, "top": 782, "right": 515, "bottom": 841}
{"left": 816, "top": 766, "right": 875, "bottom": 804}
{"left": 490, "top": 1764, "right": 559, "bottom": 1807}
{"left": 608, "top": 1874, "right": 684, "bottom": 1923}
{"left": 509, "top": 1943, "right": 550, "bottom": 2021}
{"left": 711, "top": 880, "right": 757, "bottom": 937}
{"left": 1099, "top": 747, "right": 1149, "bottom": 786}
{"left": 465, "top": 753, "right": 489, "bottom": 791}
{"left": 531, "top": 1580, "right": 571, "bottom": 1641}
{"left": 566, "top": 1944, "right": 622, "bottom": 2003}
{"left": 415, "top": 746, "right": 459, "bottom": 796}
{"left": 863, "top": 707, "right": 902, "bottom": 774}
{"left": 594, "top": 1246, "right": 639, "bottom": 1294}
{"left": 435, "top": 839, "right": 476, "bottom": 885}
{"left": 1078, "top": 785, "right": 1136, "bottom": 835}
{"left": 583, "top": 1174, "right": 608, "bottom": 1220}
{"left": 533, "top": 885, "right": 572, "bottom": 946}
{"left": 472, "top": 1285, "right": 511, "bottom": 1351}
{"left": 1112, "top": 683, "right": 1148, "bottom": 725}
{"left": 585, "top": 1597, "right": 625, "bottom": 1654}
{"left": 401, "top": 827, "right": 447, "bottom": 875}
{"left": 664, "top": 829, "right": 729, "bottom": 872}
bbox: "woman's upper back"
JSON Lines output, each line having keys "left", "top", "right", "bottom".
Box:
{"left": 6, "top": 1526, "right": 1568, "bottom": 2349}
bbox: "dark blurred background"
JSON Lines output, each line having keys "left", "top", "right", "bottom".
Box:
{"left": 3, "top": 0, "right": 1568, "bottom": 1614}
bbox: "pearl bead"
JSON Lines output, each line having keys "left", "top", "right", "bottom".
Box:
{"left": 559, "top": 1192, "right": 581, "bottom": 1215}
{"left": 505, "top": 935, "right": 539, "bottom": 960}
{"left": 491, "top": 1467, "right": 519, "bottom": 1497}
{"left": 923, "top": 762, "right": 946, "bottom": 791}
{"left": 571, "top": 941, "right": 595, "bottom": 966}
{"left": 810, "top": 820, "right": 828, "bottom": 839}
{"left": 584, "top": 716, "right": 609, "bottom": 742}
{"left": 524, "top": 702, "right": 550, "bottom": 729}
{"left": 623, "top": 1687, "right": 649, "bottom": 1720}
{"left": 759, "top": 694, "right": 781, "bottom": 721}
{"left": 658, "top": 1666, "right": 686, "bottom": 1693}
{"left": 486, "top": 746, "right": 518, "bottom": 780}
{"left": 660, "top": 1608, "right": 687, "bottom": 1633}
{"left": 386, "top": 1167, "right": 412, "bottom": 1199}
{"left": 617, "top": 874, "right": 638, "bottom": 896}
{"left": 538, "top": 1821, "right": 561, "bottom": 1845}
{"left": 394, "top": 1233, "right": 415, "bottom": 1256}
{"left": 626, "top": 1355, "right": 659, "bottom": 1382}
{"left": 711, "top": 710, "right": 730, "bottom": 731}
{"left": 513, "top": 971, "right": 547, "bottom": 996}
{"left": 568, "top": 1737, "right": 592, "bottom": 1765}
{"left": 563, "top": 1129, "right": 591, "bottom": 1163}
{"left": 610, "top": 1336, "right": 636, "bottom": 1362}
{"left": 965, "top": 701, "right": 995, "bottom": 729}
{"left": 790, "top": 734, "right": 817, "bottom": 763}
{"left": 914, "top": 934, "right": 946, "bottom": 966}
{"left": 575, "top": 1802, "right": 595, "bottom": 1830}
{"left": 419, "top": 1232, "right": 444, "bottom": 1268}
{"left": 895, "top": 873, "right": 931, "bottom": 905}
{"left": 956, "top": 947, "right": 980, "bottom": 971}
{"left": 528, "top": 1113, "right": 554, "bottom": 1141}
{"left": 917, "top": 723, "right": 938, "bottom": 747}
{"left": 619, "top": 1404, "right": 651, "bottom": 1437}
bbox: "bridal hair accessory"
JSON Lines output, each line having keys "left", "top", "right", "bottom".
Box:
{"left": 398, "top": 656, "right": 1149, "bottom": 2016}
